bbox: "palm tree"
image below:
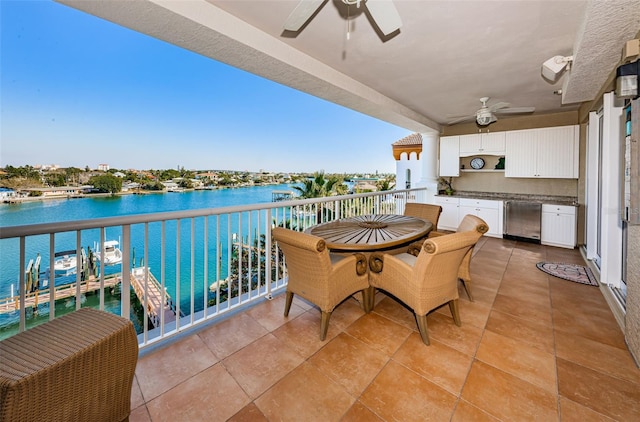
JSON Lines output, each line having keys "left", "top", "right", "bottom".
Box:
{"left": 292, "top": 171, "right": 346, "bottom": 198}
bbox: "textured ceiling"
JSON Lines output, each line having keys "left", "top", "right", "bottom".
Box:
{"left": 58, "top": 0, "right": 640, "bottom": 133}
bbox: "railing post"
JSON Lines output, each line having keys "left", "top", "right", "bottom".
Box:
{"left": 121, "top": 224, "right": 131, "bottom": 319}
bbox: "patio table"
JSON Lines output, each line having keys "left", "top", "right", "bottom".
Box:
{"left": 305, "top": 214, "right": 432, "bottom": 253}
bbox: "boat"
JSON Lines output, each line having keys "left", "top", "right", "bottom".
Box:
{"left": 54, "top": 251, "right": 77, "bottom": 276}
{"left": 94, "top": 240, "right": 123, "bottom": 265}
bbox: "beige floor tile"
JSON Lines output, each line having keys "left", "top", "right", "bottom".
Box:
{"left": 393, "top": 333, "right": 474, "bottom": 395}
{"left": 557, "top": 358, "right": 640, "bottom": 421}
{"left": 272, "top": 310, "right": 341, "bottom": 358}
{"left": 491, "top": 293, "right": 552, "bottom": 323}
{"left": 198, "top": 312, "right": 268, "bottom": 360}
{"left": 146, "top": 363, "right": 250, "bottom": 422}
{"left": 135, "top": 334, "right": 218, "bottom": 401}
{"left": 463, "top": 283, "right": 498, "bottom": 305}
{"left": 437, "top": 297, "right": 492, "bottom": 329}
{"left": 371, "top": 294, "right": 417, "bottom": 331}
{"left": 559, "top": 397, "right": 616, "bottom": 422}
{"left": 476, "top": 330, "right": 557, "bottom": 393}
{"left": 326, "top": 297, "right": 367, "bottom": 330}
{"left": 245, "top": 294, "right": 306, "bottom": 332}
{"left": 222, "top": 333, "right": 305, "bottom": 399}
{"left": 555, "top": 330, "right": 640, "bottom": 385}
{"left": 254, "top": 362, "right": 354, "bottom": 422}
{"left": 344, "top": 311, "right": 412, "bottom": 356}
{"left": 451, "top": 400, "right": 501, "bottom": 422}
{"left": 461, "top": 360, "right": 558, "bottom": 421}
{"left": 130, "top": 375, "right": 145, "bottom": 410}
{"left": 552, "top": 307, "right": 627, "bottom": 350}
{"left": 427, "top": 311, "right": 484, "bottom": 356}
{"left": 308, "top": 332, "right": 389, "bottom": 396}
{"left": 129, "top": 405, "right": 151, "bottom": 422}
{"left": 360, "top": 360, "right": 457, "bottom": 422}
{"left": 227, "top": 403, "right": 269, "bottom": 422}
{"left": 340, "top": 401, "right": 384, "bottom": 421}
{"left": 484, "top": 309, "right": 555, "bottom": 354}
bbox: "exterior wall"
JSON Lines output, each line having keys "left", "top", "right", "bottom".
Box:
{"left": 395, "top": 151, "right": 421, "bottom": 190}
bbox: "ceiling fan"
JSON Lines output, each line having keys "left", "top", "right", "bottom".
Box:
{"left": 283, "top": 0, "right": 402, "bottom": 36}
{"left": 448, "top": 97, "right": 536, "bottom": 126}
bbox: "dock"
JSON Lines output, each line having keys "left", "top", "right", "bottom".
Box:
{"left": 0, "top": 275, "right": 121, "bottom": 314}
{"left": 130, "top": 267, "right": 176, "bottom": 328}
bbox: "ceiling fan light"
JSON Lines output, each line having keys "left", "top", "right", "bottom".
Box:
{"left": 476, "top": 111, "right": 494, "bottom": 126}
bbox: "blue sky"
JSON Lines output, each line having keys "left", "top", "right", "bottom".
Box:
{"left": 0, "top": 1, "right": 412, "bottom": 174}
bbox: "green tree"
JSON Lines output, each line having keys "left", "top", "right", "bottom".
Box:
{"left": 376, "top": 176, "right": 396, "bottom": 191}
{"left": 89, "top": 174, "right": 122, "bottom": 194}
{"left": 292, "top": 171, "right": 346, "bottom": 199}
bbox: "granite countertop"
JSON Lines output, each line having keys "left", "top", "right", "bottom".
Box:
{"left": 436, "top": 191, "right": 578, "bottom": 206}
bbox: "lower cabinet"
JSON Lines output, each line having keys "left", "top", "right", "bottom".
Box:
{"left": 435, "top": 196, "right": 459, "bottom": 231}
{"left": 458, "top": 198, "right": 503, "bottom": 238}
{"left": 541, "top": 204, "right": 576, "bottom": 248}
{"left": 434, "top": 196, "right": 503, "bottom": 238}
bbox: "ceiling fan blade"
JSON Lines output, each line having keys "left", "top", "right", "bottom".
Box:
{"left": 495, "top": 106, "right": 536, "bottom": 114}
{"left": 487, "top": 102, "right": 510, "bottom": 112}
{"left": 448, "top": 115, "right": 476, "bottom": 125}
{"left": 283, "top": 0, "right": 326, "bottom": 31}
{"left": 365, "top": 0, "right": 402, "bottom": 36}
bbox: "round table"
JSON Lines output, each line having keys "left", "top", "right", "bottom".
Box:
{"left": 305, "top": 214, "right": 433, "bottom": 252}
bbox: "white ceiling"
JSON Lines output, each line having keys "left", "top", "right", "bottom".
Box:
{"left": 58, "top": 0, "right": 640, "bottom": 134}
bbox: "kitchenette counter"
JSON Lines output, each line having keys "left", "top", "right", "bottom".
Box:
{"left": 436, "top": 191, "right": 577, "bottom": 206}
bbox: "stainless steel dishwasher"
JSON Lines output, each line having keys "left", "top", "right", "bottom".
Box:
{"left": 504, "top": 201, "right": 542, "bottom": 242}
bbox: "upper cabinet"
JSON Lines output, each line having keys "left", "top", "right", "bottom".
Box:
{"left": 459, "top": 132, "right": 506, "bottom": 156}
{"left": 439, "top": 136, "right": 460, "bottom": 177}
{"left": 505, "top": 125, "right": 579, "bottom": 178}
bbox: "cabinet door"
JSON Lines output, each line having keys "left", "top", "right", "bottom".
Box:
{"left": 459, "top": 134, "right": 481, "bottom": 156}
{"left": 439, "top": 136, "right": 460, "bottom": 177}
{"left": 481, "top": 132, "right": 506, "bottom": 155}
{"left": 476, "top": 207, "right": 501, "bottom": 237}
{"left": 535, "top": 126, "right": 578, "bottom": 178}
{"left": 541, "top": 212, "right": 576, "bottom": 248}
{"left": 436, "top": 198, "right": 459, "bottom": 231}
{"left": 505, "top": 129, "right": 538, "bottom": 177}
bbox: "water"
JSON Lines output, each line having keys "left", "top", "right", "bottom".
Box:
{"left": 0, "top": 184, "right": 297, "bottom": 336}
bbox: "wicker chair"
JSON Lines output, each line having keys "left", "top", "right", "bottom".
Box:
{"left": 403, "top": 203, "right": 442, "bottom": 229}
{"left": 415, "top": 214, "right": 489, "bottom": 301}
{"left": 369, "top": 230, "right": 483, "bottom": 345}
{"left": 0, "top": 307, "right": 138, "bottom": 422}
{"left": 272, "top": 227, "right": 370, "bottom": 340}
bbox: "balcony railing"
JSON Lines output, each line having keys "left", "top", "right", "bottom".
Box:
{"left": 0, "top": 187, "right": 427, "bottom": 349}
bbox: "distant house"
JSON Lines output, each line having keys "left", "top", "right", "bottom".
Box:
{"left": 0, "top": 187, "right": 16, "bottom": 200}
{"left": 97, "top": 164, "right": 110, "bottom": 171}
{"left": 113, "top": 171, "right": 126, "bottom": 178}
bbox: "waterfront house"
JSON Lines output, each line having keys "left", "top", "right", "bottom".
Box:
{"left": 4, "top": 1, "right": 640, "bottom": 420}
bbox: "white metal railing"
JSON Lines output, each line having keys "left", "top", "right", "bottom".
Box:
{"left": 0, "top": 188, "right": 427, "bottom": 349}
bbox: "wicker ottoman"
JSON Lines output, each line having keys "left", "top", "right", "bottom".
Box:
{"left": 0, "top": 308, "right": 138, "bottom": 422}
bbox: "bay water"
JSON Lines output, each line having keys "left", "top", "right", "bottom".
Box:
{"left": 0, "top": 184, "right": 297, "bottom": 337}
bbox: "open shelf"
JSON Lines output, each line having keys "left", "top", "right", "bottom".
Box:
{"left": 460, "top": 169, "right": 504, "bottom": 173}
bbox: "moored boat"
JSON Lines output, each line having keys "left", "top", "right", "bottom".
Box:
{"left": 94, "top": 240, "right": 123, "bottom": 265}
{"left": 54, "top": 251, "right": 77, "bottom": 276}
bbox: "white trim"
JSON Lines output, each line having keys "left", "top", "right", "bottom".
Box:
{"left": 599, "top": 92, "right": 623, "bottom": 289}
{"left": 585, "top": 111, "right": 599, "bottom": 260}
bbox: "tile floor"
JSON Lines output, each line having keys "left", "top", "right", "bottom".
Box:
{"left": 128, "top": 237, "right": 640, "bottom": 421}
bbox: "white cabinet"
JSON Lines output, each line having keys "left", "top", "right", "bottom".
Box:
{"left": 434, "top": 196, "right": 459, "bottom": 231}
{"left": 458, "top": 198, "right": 503, "bottom": 238}
{"left": 505, "top": 125, "right": 579, "bottom": 178}
{"left": 459, "top": 132, "right": 506, "bottom": 156}
{"left": 439, "top": 136, "right": 460, "bottom": 177}
{"left": 541, "top": 204, "right": 576, "bottom": 248}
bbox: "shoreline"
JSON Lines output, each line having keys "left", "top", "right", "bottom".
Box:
{"left": 1, "top": 183, "right": 289, "bottom": 205}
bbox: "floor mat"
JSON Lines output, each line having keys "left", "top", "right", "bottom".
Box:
{"left": 536, "top": 262, "right": 598, "bottom": 286}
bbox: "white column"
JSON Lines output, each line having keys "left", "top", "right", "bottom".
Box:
{"left": 416, "top": 130, "right": 439, "bottom": 204}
